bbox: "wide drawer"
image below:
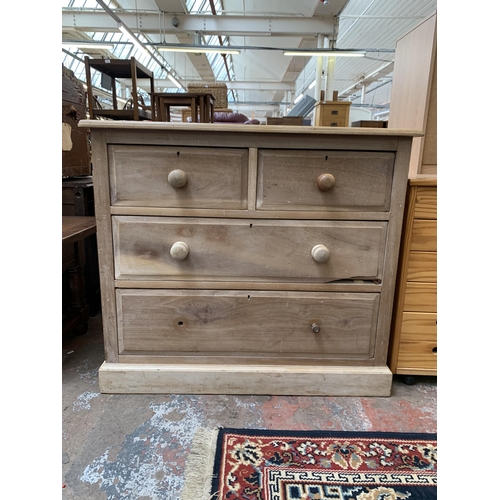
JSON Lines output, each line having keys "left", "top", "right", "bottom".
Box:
{"left": 257, "top": 150, "right": 394, "bottom": 211}
{"left": 108, "top": 145, "right": 248, "bottom": 209}
{"left": 116, "top": 289, "right": 380, "bottom": 358}
{"left": 396, "top": 341, "right": 437, "bottom": 371}
{"left": 410, "top": 220, "right": 437, "bottom": 251}
{"left": 403, "top": 283, "right": 437, "bottom": 313}
{"left": 113, "top": 216, "right": 387, "bottom": 282}
{"left": 400, "top": 312, "right": 437, "bottom": 343}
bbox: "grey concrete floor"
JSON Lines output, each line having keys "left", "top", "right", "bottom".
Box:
{"left": 62, "top": 312, "right": 437, "bottom": 500}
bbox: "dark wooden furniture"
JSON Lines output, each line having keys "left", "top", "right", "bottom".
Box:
{"left": 352, "top": 120, "right": 388, "bottom": 128}
{"left": 150, "top": 92, "right": 215, "bottom": 122}
{"left": 62, "top": 177, "right": 101, "bottom": 316}
{"left": 84, "top": 57, "right": 154, "bottom": 121}
{"left": 266, "top": 117, "right": 304, "bottom": 126}
{"left": 62, "top": 217, "right": 97, "bottom": 337}
{"left": 63, "top": 65, "right": 91, "bottom": 177}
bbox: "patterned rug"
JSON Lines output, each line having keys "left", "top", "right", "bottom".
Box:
{"left": 180, "top": 428, "right": 437, "bottom": 500}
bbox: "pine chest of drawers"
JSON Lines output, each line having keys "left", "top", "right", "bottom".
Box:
{"left": 80, "top": 121, "right": 418, "bottom": 396}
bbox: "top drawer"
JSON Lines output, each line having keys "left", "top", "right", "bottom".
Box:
{"left": 108, "top": 145, "right": 248, "bottom": 209}
{"left": 257, "top": 150, "right": 394, "bottom": 212}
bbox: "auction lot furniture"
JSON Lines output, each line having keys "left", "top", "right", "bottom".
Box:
{"left": 84, "top": 57, "right": 154, "bottom": 121}
{"left": 62, "top": 216, "right": 96, "bottom": 336}
{"left": 80, "top": 120, "right": 419, "bottom": 396}
{"left": 313, "top": 101, "right": 351, "bottom": 127}
{"left": 150, "top": 92, "right": 215, "bottom": 122}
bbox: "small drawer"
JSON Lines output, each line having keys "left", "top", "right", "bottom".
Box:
{"left": 400, "top": 312, "right": 437, "bottom": 343}
{"left": 108, "top": 145, "right": 248, "bottom": 209}
{"left": 113, "top": 216, "right": 387, "bottom": 282}
{"left": 403, "top": 283, "right": 437, "bottom": 313}
{"left": 116, "top": 289, "right": 380, "bottom": 358}
{"left": 407, "top": 251, "right": 437, "bottom": 282}
{"left": 410, "top": 220, "right": 437, "bottom": 251}
{"left": 414, "top": 186, "right": 437, "bottom": 219}
{"left": 396, "top": 341, "right": 437, "bottom": 371}
{"left": 257, "top": 150, "right": 394, "bottom": 212}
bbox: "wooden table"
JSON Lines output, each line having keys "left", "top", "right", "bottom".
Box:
{"left": 150, "top": 93, "right": 215, "bottom": 123}
{"left": 62, "top": 216, "right": 96, "bottom": 336}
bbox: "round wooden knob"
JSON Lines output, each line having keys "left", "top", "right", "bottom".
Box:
{"left": 170, "top": 241, "right": 190, "bottom": 260}
{"left": 168, "top": 169, "right": 188, "bottom": 188}
{"left": 316, "top": 173, "right": 336, "bottom": 191}
{"left": 311, "top": 244, "right": 330, "bottom": 263}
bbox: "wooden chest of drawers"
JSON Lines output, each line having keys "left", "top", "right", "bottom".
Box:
{"left": 389, "top": 178, "right": 437, "bottom": 378}
{"left": 80, "top": 121, "right": 418, "bottom": 396}
{"left": 313, "top": 101, "right": 351, "bottom": 127}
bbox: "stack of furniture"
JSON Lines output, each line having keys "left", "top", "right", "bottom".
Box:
{"left": 313, "top": 100, "right": 351, "bottom": 127}
{"left": 62, "top": 65, "right": 91, "bottom": 177}
{"left": 79, "top": 119, "right": 420, "bottom": 396}
{"left": 387, "top": 13, "right": 437, "bottom": 383}
{"left": 151, "top": 92, "right": 215, "bottom": 123}
{"left": 84, "top": 57, "right": 155, "bottom": 121}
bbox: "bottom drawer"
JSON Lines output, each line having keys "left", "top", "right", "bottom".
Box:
{"left": 396, "top": 341, "right": 437, "bottom": 371}
{"left": 117, "top": 289, "right": 380, "bottom": 359}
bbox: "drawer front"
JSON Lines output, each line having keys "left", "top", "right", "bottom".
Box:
{"left": 116, "top": 289, "right": 380, "bottom": 358}
{"left": 410, "top": 220, "right": 437, "bottom": 251}
{"left": 113, "top": 216, "right": 387, "bottom": 282}
{"left": 403, "top": 283, "right": 437, "bottom": 313}
{"left": 407, "top": 251, "right": 437, "bottom": 282}
{"left": 414, "top": 186, "right": 437, "bottom": 219}
{"left": 396, "top": 341, "right": 437, "bottom": 371}
{"left": 400, "top": 312, "right": 437, "bottom": 343}
{"left": 257, "top": 150, "right": 394, "bottom": 212}
{"left": 108, "top": 145, "right": 248, "bottom": 209}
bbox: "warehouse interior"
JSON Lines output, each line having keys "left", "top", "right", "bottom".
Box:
{"left": 3, "top": 0, "right": 495, "bottom": 498}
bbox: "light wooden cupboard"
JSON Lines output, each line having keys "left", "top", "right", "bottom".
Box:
{"left": 80, "top": 120, "right": 419, "bottom": 396}
{"left": 388, "top": 12, "right": 437, "bottom": 381}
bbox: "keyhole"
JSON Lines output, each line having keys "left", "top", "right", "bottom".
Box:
{"left": 249, "top": 223, "right": 253, "bottom": 228}
{"left": 325, "top": 155, "right": 328, "bottom": 161}
{"left": 178, "top": 321, "right": 184, "bottom": 326}
{"left": 176, "top": 151, "right": 180, "bottom": 157}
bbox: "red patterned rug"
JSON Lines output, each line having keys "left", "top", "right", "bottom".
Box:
{"left": 181, "top": 428, "right": 437, "bottom": 500}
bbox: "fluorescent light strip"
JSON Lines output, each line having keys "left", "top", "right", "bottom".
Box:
{"left": 283, "top": 51, "right": 365, "bottom": 57}
{"left": 167, "top": 73, "right": 183, "bottom": 89}
{"left": 293, "top": 93, "right": 304, "bottom": 104}
{"left": 308, "top": 80, "right": 316, "bottom": 90}
{"left": 159, "top": 47, "right": 240, "bottom": 54}
{"left": 118, "top": 24, "right": 149, "bottom": 56}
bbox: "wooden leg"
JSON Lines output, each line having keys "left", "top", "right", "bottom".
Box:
{"left": 200, "top": 96, "right": 206, "bottom": 123}
{"left": 191, "top": 98, "right": 197, "bottom": 123}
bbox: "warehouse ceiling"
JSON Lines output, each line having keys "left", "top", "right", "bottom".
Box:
{"left": 62, "top": 0, "right": 437, "bottom": 120}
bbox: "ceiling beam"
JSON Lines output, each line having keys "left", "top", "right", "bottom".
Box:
{"left": 62, "top": 10, "right": 336, "bottom": 36}
{"left": 118, "top": 79, "right": 294, "bottom": 91}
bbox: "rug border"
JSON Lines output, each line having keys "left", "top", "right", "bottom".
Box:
{"left": 209, "top": 428, "right": 437, "bottom": 498}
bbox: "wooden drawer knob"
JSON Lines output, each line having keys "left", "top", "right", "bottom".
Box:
{"left": 170, "top": 241, "right": 190, "bottom": 260}
{"left": 311, "top": 244, "right": 330, "bottom": 263}
{"left": 316, "top": 173, "right": 336, "bottom": 191}
{"left": 168, "top": 169, "right": 188, "bottom": 188}
{"left": 311, "top": 323, "right": 321, "bottom": 334}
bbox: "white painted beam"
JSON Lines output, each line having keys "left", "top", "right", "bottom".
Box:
{"left": 119, "top": 79, "right": 294, "bottom": 91}
{"left": 62, "top": 10, "right": 335, "bottom": 36}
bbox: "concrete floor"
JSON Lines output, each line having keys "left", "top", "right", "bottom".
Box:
{"left": 62, "top": 312, "right": 437, "bottom": 500}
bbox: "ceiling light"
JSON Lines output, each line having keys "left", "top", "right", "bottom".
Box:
{"left": 308, "top": 80, "right": 316, "bottom": 90}
{"left": 293, "top": 93, "right": 304, "bottom": 104}
{"left": 167, "top": 73, "right": 183, "bottom": 89}
{"left": 118, "top": 23, "right": 149, "bottom": 56}
{"left": 62, "top": 42, "right": 115, "bottom": 50}
{"left": 159, "top": 46, "right": 240, "bottom": 55}
{"left": 283, "top": 50, "right": 365, "bottom": 57}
